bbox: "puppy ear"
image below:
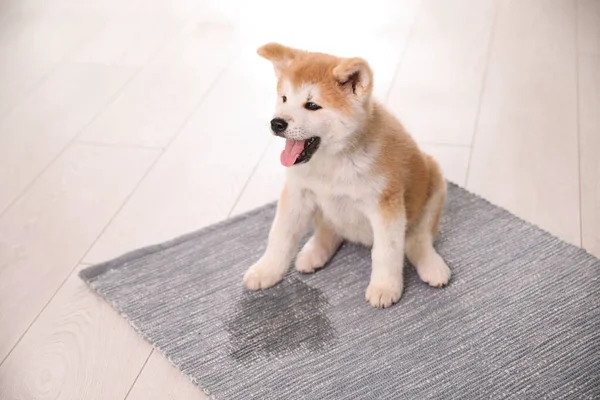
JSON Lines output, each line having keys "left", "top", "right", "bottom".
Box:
{"left": 257, "top": 42, "right": 304, "bottom": 78}
{"left": 333, "top": 57, "right": 373, "bottom": 96}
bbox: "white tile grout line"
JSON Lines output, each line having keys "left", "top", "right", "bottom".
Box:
{"left": 0, "top": 66, "right": 54, "bottom": 124}
{"left": 0, "top": 17, "right": 196, "bottom": 219}
{"left": 0, "top": 3, "right": 127, "bottom": 124}
{"left": 0, "top": 72, "right": 144, "bottom": 367}
{"left": 0, "top": 65, "right": 143, "bottom": 220}
{"left": 575, "top": 0, "right": 584, "bottom": 248}
{"left": 227, "top": 136, "right": 274, "bottom": 218}
{"left": 383, "top": 0, "right": 423, "bottom": 105}
{"left": 463, "top": 0, "right": 500, "bottom": 189}
{"left": 74, "top": 140, "right": 164, "bottom": 151}
{"left": 0, "top": 34, "right": 243, "bottom": 370}
{"left": 123, "top": 349, "right": 155, "bottom": 400}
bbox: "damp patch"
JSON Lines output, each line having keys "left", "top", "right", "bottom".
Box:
{"left": 225, "top": 276, "right": 336, "bottom": 363}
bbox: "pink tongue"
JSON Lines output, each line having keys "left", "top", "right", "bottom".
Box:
{"left": 280, "top": 139, "right": 306, "bottom": 167}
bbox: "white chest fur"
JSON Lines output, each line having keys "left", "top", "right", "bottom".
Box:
{"left": 287, "top": 151, "right": 383, "bottom": 246}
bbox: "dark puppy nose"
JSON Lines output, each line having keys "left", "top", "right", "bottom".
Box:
{"left": 270, "top": 118, "right": 288, "bottom": 134}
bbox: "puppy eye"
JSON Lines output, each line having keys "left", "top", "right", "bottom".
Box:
{"left": 304, "top": 101, "right": 322, "bottom": 111}
{"left": 282, "top": 96, "right": 287, "bottom": 103}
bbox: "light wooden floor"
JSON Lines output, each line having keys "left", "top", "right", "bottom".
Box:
{"left": 0, "top": 0, "right": 598, "bottom": 398}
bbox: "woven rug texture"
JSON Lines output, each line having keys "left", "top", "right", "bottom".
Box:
{"left": 80, "top": 183, "right": 600, "bottom": 399}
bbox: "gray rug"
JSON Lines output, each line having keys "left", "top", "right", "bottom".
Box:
{"left": 80, "top": 183, "right": 600, "bottom": 399}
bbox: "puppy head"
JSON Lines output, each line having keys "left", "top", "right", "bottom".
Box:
{"left": 257, "top": 42, "right": 374, "bottom": 166}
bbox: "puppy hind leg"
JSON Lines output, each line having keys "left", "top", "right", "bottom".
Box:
{"left": 365, "top": 204, "right": 406, "bottom": 309}
{"left": 405, "top": 161, "right": 451, "bottom": 288}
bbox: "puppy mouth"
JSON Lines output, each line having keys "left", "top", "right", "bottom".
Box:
{"left": 280, "top": 137, "right": 321, "bottom": 167}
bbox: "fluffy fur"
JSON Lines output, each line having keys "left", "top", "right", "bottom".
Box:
{"left": 243, "top": 42, "right": 451, "bottom": 308}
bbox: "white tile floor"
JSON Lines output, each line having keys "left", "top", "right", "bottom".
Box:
{"left": 0, "top": 0, "right": 598, "bottom": 398}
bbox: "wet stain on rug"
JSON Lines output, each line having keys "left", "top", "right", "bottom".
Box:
{"left": 225, "top": 276, "right": 336, "bottom": 363}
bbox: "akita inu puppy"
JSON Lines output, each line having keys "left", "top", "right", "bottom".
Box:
{"left": 243, "top": 43, "right": 451, "bottom": 308}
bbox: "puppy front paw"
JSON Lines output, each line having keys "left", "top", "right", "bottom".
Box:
{"left": 365, "top": 279, "right": 403, "bottom": 309}
{"left": 243, "top": 258, "right": 286, "bottom": 290}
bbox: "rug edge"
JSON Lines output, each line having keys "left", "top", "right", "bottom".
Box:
{"left": 448, "top": 182, "right": 597, "bottom": 260}
{"left": 77, "top": 274, "right": 218, "bottom": 399}
{"left": 78, "top": 202, "right": 277, "bottom": 283}
{"left": 79, "top": 180, "right": 599, "bottom": 283}
{"left": 76, "top": 180, "right": 600, "bottom": 400}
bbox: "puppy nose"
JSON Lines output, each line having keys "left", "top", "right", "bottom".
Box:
{"left": 270, "top": 118, "right": 288, "bottom": 134}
